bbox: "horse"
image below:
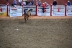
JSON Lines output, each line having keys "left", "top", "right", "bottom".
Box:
{"left": 23, "top": 9, "right": 33, "bottom": 23}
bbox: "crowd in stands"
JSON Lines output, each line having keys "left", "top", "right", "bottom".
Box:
{"left": 52, "top": 0, "right": 71, "bottom": 6}
{"left": 12, "top": 0, "right": 71, "bottom": 6}
{"left": 13, "top": 0, "right": 35, "bottom": 6}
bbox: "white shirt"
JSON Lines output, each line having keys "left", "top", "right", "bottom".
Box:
{"left": 23, "top": 1, "right": 26, "bottom": 5}
{"left": 18, "top": 0, "right": 22, "bottom": 2}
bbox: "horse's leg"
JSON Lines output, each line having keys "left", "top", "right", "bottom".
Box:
{"left": 30, "top": 13, "right": 31, "bottom": 16}
{"left": 27, "top": 15, "right": 29, "bottom": 20}
{"left": 27, "top": 16, "right": 28, "bottom": 20}
{"left": 25, "top": 18, "right": 26, "bottom": 23}
{"left": 24, "top": 15, "right": 27, "bottom": 23}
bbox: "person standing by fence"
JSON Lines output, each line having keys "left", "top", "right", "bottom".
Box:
{"left": 13, "top": 0, "right": 17, "bottom": 7}
{"left": 67, "top": 0, "right": 71, "bottom": 6}
{"left": 31, "top": 0, "right": 34, "bottom": 5}
{"left": 42, "top": 3, "right": 46, "bottom": 13}
{"left": 18, "top": 0, "right": 22, "bottom": 6}
{"left": 44, "top": 2, "right": 49, "bottom": 7}
{"left": 53, "top": 0, "right": 57, "bottom": 6}
{"left": 38, "top": 0, "right": 42, "bottom": 6}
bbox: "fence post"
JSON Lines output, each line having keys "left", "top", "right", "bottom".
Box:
{"left": 65, "top": 3, "right": 67, "bottom": 16}
{"left": 22, "top": 2, "right": 24, "bottom": 16}
{"left": 50, "top": 3, "right": 52, "bottom": 16}
{"left": 6, "top": 2, "right": 9, "bottom": 16}
{"left": 0, "top": 8, "right": 2, "bottom": 12}
{"left": 36, "top": 5, "right": 38, "bottom": 16}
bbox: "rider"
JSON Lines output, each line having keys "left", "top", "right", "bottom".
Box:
{"left": 42, "top": 3, "right": 46, "bottom": 13}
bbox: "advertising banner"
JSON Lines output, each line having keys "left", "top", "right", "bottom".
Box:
{"left": 66, "top": 5, "right": 72, "bottom": 16}
{"left": 9, "top": 6, "right": 22, "bottom": 17}
{"left": 38, "top": 5, "right": 50, "bottom": 16}
{"left": 0, "top": 6, "right": 7, "bottom": 16}
{"left": 52, "top": 5, "right": 65, "bottom": 16}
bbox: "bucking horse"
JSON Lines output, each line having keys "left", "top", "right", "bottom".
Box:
{"left": 23, "top": 9, "right": 33, "bottom": 23}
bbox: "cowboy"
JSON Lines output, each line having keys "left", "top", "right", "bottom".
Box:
{"left": 42, "top": 3, "right": 46, "bottom": 13}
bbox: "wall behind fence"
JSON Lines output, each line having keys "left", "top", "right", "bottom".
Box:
{"left": 0, "top": 5, "right": 72, "bottom": 17}
{"left": 0, "top": 0, "right": 72, "bottom": 5}
{"left": 40, "top": 0, "right": 72, "bottom": 5}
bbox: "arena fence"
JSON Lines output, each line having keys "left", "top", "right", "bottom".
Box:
{"left": 0, "top": 4, "right": 72, "bottom": 17}
{"left": 9, "top": 6, "right": 22, "bottom": 17}
{"left": 0, "top": 5, "right": 7, "bottom": 17}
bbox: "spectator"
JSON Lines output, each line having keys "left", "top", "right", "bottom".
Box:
{"left": 31, "top": 0, "right": 34, "bottom": 5}
{"left": 6, "top": 0, "right": 9, "bottom": 5}
{"left": 27, "top": 2, "right": 32, "bottom": 6}
{"left": 18, "top": 0, "right": 22, "bottom": 6}
{"left": 53, "top": 0, "right": 57, "bottom": 5}
{"left": 26, "top": 1, "right": 29, "bottom": 5}
{"left": 42, "top": 3, "right": 46, "bottom": 13}
{"left": 44, "top": 2, "right": 49, "bottom": 7}
{"left": 23, "top": 1, "right": 26, "bottom": 5}
{"left": 38, "top": 0, "right": 42, "bottom": 6}
{"left": 36, "top": 0, "right": 38, "bottom": 5}
{"left": 13, "top": 0, "right": 17, "bottom": 7}
{"left": 67, "top": 0, "right": 71, "bottom": 6}
{"left": 13, "top": 0, "right": 17, "bottom": 5}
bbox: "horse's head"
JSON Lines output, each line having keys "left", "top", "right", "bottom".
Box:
{"left": 29, "top": 9, "right": 33, "bottom": 12}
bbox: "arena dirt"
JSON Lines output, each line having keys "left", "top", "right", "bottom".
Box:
{"left": 0, "top": 18, "right": 72, "bottom": 48}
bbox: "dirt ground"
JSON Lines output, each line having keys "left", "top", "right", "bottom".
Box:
{"left": 0, "top": 16, "right": 72, "bottom": 48}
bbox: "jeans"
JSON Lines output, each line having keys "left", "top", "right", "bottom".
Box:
{"left": 42, "top": 8, "right": 45, "bottom": 13}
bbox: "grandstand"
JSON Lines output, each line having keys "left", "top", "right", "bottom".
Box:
{"left": 0, "top": 0, "right": 72, "bottom": 5}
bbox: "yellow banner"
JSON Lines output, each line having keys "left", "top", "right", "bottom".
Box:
{"left": 0, "top": 12, "right": 7, "bottom": 16}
